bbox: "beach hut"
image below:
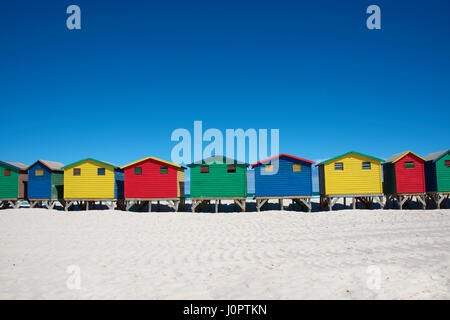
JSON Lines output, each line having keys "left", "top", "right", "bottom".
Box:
{"left": 316, "top": 151, "right": 384, "bottom": 210}
{"left": 0, "top": 161, "right": 28, "bottom": 209}
{"left": 61, "top": 158, "right": 124, "bottom": 211}
{"left": 188, "top": 156, "right": 248, "bottom": 212}
{"left": 383, "top": 151, "right": 426, "bottom": 209}
{"left": 120, "top": 157, "right": 187, "bottom": 212}
{"left": 251, "top": 154, "right": 315, "bottom": 212}
{"left": 424, "top": 149, "right": 450, "bottom": 209}
{"left": 27, "top": 160, "right": 64, "bottom": 209}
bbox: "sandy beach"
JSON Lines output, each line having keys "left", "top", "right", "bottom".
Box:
{"left": 0, "top": 203, "right": 449, "bottom": 299}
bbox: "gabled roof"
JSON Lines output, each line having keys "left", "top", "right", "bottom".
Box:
{"left": 29, "top": 160, "right": 64, "bottom": 171}
{"left": 0, "top": 161, "right": 28, "bottom": 171}
{"left": 251, "top": 154, "right": 315, "bottom": 168}
{"left": 384, "top": 151, "right": 425, "bottom": 164}
{"left": 121, "top": 157, "right": 187, "bottom": 170}
{"left": 61, "top": 158, "right": 119, "bottom": 170}
{"left": 315, "top": 151, "right": 384, "bottom": 167}
{"left": 188, "top": 156, "right": 249, "bottom": 167}
{"left": 424, "top": 149, "right": 450, "bottom": 162}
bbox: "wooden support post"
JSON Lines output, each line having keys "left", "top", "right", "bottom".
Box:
{"left": 10, "top": 200, "right": 20, "bottom": 209}
{"left": 379, "top": 196, "right": 385, "bottom": 209}
{"left": 191, "top": 200, "right": 198, "bottom": 213}
{"left": 215, "top": 199, "right": 219, "bottom": 213}
{"left": 417, "top": 195, "right": 426, "bottom": 209}
{"left": 45, "top": 201, "right": 55, "bottom": 210}
{"left": 234, "top": 199, "right": 246, "bottom": 212}
{"left": 328, "top": 197, "right": 338, "bottom": 211}
{"left": 256, "top": 199, "right": 268, "bottom": 212}
{"left": 64, "top": 201, "right": 73, "bottom": 212}
{"left": 437, "top": 194, "right": 442, "bottom": 209}
{"left": 343, "top": 197, "right": 346, "bottom": 208}
{"left": 352, "top": 197, "right": 356, "bottom": 209}
{"left": 279, "top": 198, "right": 283, "bottom": 211}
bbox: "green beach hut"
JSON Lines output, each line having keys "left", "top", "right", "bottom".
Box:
{"left": 188, "top": 156, "right": 248, "bottom": 212}
{"left": 0, "top": 161, "right": 28, "bottom": 209}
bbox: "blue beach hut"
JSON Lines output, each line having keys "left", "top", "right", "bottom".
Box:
{"left": 251, "top": 154, "right": 315, "bottom": 212}
{"left": 27, "top": 160, "right": 64, "bottom": 208}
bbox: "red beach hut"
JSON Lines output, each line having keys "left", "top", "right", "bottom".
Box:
{"left": 383, "top": 151, "right": 426, "bottom": 209}
{"left": 120, "top": 157, "right": 186, "bottom": 212}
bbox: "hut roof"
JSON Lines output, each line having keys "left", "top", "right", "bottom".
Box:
{"left": 29, "top": 160, "right": 64, "bottom": 171}
{"left": 424, "top": 149, "right": 450, "bottom": 162}
{"left": 315, "top": 151, "right": 384, "bottom": 167}
{"left": 0, "top": 161, "right": 28, "bottom": 170}
{"left": 251, "top": 154, "right": 315, "bottom": 168}
{"left": 121, "top": 157, "right": 187, "bottom": 170}
{"left": 188, "top": 156, "right": 249, "bottom": 167}
{"left": 384, "top": 151, "right": 425, "bottom": 164}
{"left": 61, "top": 158, "right": 119, "bottom": 170}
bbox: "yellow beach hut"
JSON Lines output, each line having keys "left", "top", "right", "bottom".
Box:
{"left": 316, "top": 151, "right": 384, "bottom": 210}
{"left": 62, "top": 158, "right": 124, "bottom": 211}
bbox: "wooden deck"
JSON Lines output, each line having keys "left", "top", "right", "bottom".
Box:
{"left": 190, "top": 197, "right": 247, "bottom": 213}
{"left": 426, "top": 192, "right": 450, "bottom": 209}
{"left": 384, "top": 193, "right": 427, "bottom": 210}
{"left": 254, "top": 196, "right": 312, "bottom": 212}
{"left": 123, "top": 198, "right": 185, "bottom": 212}
{"left": 319, "top": 194, "right": 385, "bottom": 211}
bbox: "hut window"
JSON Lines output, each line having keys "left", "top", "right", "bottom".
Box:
{"left": 293, "top": 164, "right": 302, "bottom": 172}
{"left": 265, "top": 164, "right": 274, "bottom": 172}
{"left": 73, "top": 168, "right": 81, "bottom": 176}
{"left": 335, "top": 162, "right": 344, "bottom": 171}
{"left": 134, "top": 167, "right": 142, "bottom": 175}
{"left": 160, "top": 167, "right": 168, "bottom": 174}
{"left": 200, "top": 165, "right": 209, "bottom": 173}
{"left": 362, "top": 162, "right": 371, "bottom": 170}
{"left": 97, "top": 168, "right": 105, "bottom": 176}
{"left": 405, "top": 162, "right": 415, "bottom": 169}
{"left": 4, "top": 169, "right": 11, "bottom": 176}
{"left": 227, "top": 165, "right": 236, "bottom": 173}
{"left": 445, "top": 160, "right": 450, "bottom": 168}
{"left": 35, "top": 169, "right": 44, "bottom": 176}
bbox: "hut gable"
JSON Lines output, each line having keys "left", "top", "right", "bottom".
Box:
{"left": 121, "top": 157, "right": 186, "bottom": 199}
{"left": 188, "top": 156, "right": 248, "bottom": 198}
{"left": 317, "top": 151, "right": 383, "bottom": 195}
{"left": 251, "top": 154, "right": 315, "bottom": 197}
{"left": 62, "top": 158, "right": 121, "bottom": 199}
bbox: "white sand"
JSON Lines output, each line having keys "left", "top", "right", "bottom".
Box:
{"left": 0, "top": 203, "right": 449, "bottom": 299}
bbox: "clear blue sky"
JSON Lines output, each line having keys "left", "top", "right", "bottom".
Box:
{"left": 1, "top": 0, "right": 449, "bottom": 172}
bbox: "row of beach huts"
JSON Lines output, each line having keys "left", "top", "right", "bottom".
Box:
{"left": 0, "top": 150, "right": 449, "bottom": 212}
